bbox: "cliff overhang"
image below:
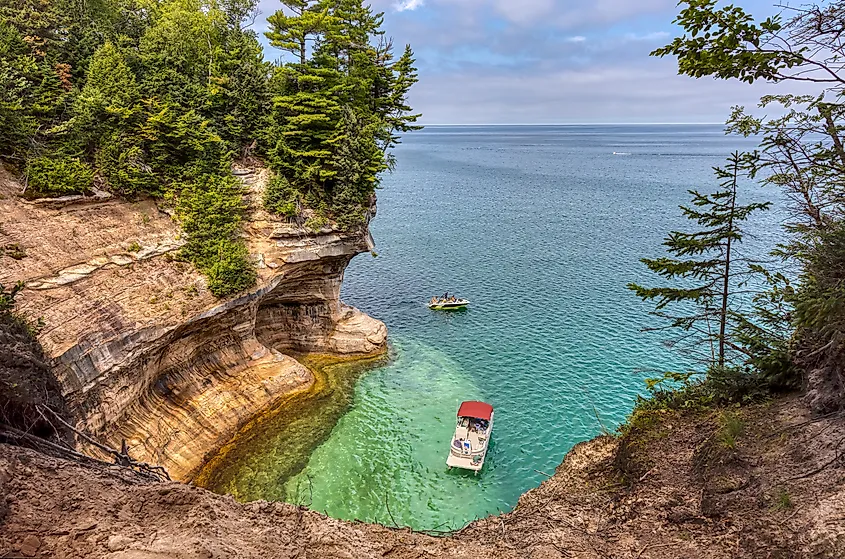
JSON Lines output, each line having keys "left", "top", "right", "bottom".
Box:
{"left": 0, "top": 164, "right": 387, "bottom": 480}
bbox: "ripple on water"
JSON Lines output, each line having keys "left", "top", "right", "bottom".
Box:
{"left": 283, "top": 338, "right": 499, "bottom": 530}
{"left": 203, "top": 125, "right": 786, "bottom": 530}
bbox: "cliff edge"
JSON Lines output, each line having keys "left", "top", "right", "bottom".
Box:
{"left": 0, "top": 164, "right": 387, "bottom": 481}
{"left": 0, "top": 395, "right": 842, "bottom": 558}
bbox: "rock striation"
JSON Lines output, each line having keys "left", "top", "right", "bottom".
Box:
{"left": 1, "top": 395, "right": 843, "bottom": 558}
{"left": 0, "top": 164, "right": 387, "bottom": 480}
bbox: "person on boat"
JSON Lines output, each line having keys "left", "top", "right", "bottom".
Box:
{"left": 430, "top": 296, "right": 437, "bottom": 305}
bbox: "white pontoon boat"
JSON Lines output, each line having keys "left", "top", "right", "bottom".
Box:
{"left": 446, "top": 401, "right": 494, "bottom": 473}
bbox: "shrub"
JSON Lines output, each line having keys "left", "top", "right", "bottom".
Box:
{"left": 771, "top": 487, "right": 793, "bottom": 511}
{"left": 0, "top": 281, "right": 23, "bottom": 314}
{"left": 263, "top": 174, "right": 299, "bottom": 217}
{"left": 205, "top": 239, "right": 257, "bottom": 297}
{"left": 176, "top": 174, "right": 256, "bottom": 298}
{"left": 304, "top": 214, "right": 329, "bottom": 232}
{"left": 0, "top": 281, "right": 43, "bottom": 336}
{"left": 96, "top": 138, "right": 158, "bottom": 196}
{"left": 24, "top": 157, "right": 93, "bottom": 198}
{"left": 1, "top": 243, "right": 26, "bottom": 259}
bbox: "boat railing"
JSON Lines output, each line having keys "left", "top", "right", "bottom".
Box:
{"left": 450, "top": 437, "right": 487, "bottom": 457}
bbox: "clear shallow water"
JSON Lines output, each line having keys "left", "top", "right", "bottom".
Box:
{"left": 211, "top": 125, "right": 782, "bottom": 529}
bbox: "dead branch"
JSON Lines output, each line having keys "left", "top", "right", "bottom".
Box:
{"left": 37, "top": 405, "right": 171, "bottom": 481}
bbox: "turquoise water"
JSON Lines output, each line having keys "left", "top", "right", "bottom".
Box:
{"left": 227, "top": 125, "right": 783, "bottom": 529}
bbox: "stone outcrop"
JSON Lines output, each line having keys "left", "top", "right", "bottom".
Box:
{"left": 1, "top": 395, "right": 843, "bottom": 558}
{"left": 0, "top": 164, "right": 387, "bottom": 481}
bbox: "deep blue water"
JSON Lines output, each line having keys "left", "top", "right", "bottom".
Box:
{"left": 229, "top": 125, "right": 784, "bottom": 529}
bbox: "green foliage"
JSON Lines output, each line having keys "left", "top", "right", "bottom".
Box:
{"left": 263, "top": 174, "right": 300, "bottom": 217}
{"left": 94, "top": 135, "right": 157, "bottom": 196}
{"left": 0, "top": 281, "right": 24, "bottom": 314}
{"left": 0, "top": 21, "right": 39, "bottom": 160}
{"left": 733, "top": 265, "right": 799, "bottom": 390}
{"left": 175, "top": 174, "right": 256, "bottom": 297}
{"left": 1, "top": 243, "right": 27, "bottom": 260}
{"left": 24, "top": 156, "right": 93, "bottom": 197}
{"left": 0, "top": 281, "right": 44, "bottom": 335}
{"left": 771, "top": 487, "right": 793, "bottom": 511}
{"left": 716, "top": 410, "right": 744, "bottom": 449}
{"left": 304, "top": 214, "right": 329, "bottom": 232}
{"left": 633, "top": 363, "right": 774, "bottom": 417}
{"left": 0, "top": 0, "right": 419, "bottom": 295}
{"left": 263, "top": 0, "right": 420, "bottom": 228}
{"left": 628, "top": 152, "right": 771, "bottom": 367}
{"left": 651, "top": 1, "right": 800, "bottom": 84}
{"left": 657, "top": 0, "right": 845, "bottom": 409}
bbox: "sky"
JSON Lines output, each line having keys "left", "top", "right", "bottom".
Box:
{"left": 253, "top": 0, "right": 806, "bottom": 124}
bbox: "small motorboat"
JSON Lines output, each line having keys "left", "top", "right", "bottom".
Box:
{"left": 446, "top": 401, "right": 493, "bottom": 474}
{"left": 428, "top": 297, "right": 470, "bottom": 310}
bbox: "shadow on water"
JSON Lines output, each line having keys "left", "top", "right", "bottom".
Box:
{"left": 194, "top": 352, "right": 390, "bottom": 500}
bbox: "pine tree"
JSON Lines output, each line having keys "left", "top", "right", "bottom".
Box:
{"left": 628, "top": 152, "right": 771, "bottom": 367}
{"left": 263, "top": 0, "right": 420, "bottom": 228}
{"left": 265, "top": 0, "right": 328, "bottom": 65}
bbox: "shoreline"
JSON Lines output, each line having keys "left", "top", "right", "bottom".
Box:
{"left": 193, "top": 349, "right": 390, "bottom": 496}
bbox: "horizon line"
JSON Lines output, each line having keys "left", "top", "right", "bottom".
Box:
{"left": 417, "top": 122, "right": 724, "bottom": 126}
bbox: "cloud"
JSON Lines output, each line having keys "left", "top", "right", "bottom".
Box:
{"left": 395, "top": 0, "right": 424, "bottom": 12}
{"left": 488, "top": 0, "right": 675, "bottom": 28}
{"left": 251, "top": 0, "right": 802, "bottom": 123}
{"left": 409, "top": 62, "right": 804, "bottom": 124}
{"left": 623, "top": 31, "right": 671, "bottom": 41}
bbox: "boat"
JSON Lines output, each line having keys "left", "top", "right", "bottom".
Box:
{"left": 428, "top": 297, "right": 470, "bottom": 310}
{"left": 446, "top": 401, "right": 494, "bottom": 473}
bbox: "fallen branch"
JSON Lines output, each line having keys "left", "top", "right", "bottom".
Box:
{"left": 0, "top": 424, "right": 160, "bottom": 483}
{"left": 785, "top": 437, "right": 845, "bottom": 481}
{"left": 37, "top": 405, "right": 171, "bottom": 481}
{"left": 384, "top": 491, "right": 401, "bottom": 529}
{"left": 764, "top": 410, "right": 845, "bottom": 440}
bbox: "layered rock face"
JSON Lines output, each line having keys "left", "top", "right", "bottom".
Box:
{"left": 0, "top": 165, "right": 386, "bottom": 480}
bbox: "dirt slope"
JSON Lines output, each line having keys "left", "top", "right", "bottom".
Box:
{"left": 1, "top": 395, "right": 842, "bottom": 558}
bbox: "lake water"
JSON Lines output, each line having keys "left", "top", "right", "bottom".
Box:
{"left": 209, "top": 125, "right": 782, "bottom": 530}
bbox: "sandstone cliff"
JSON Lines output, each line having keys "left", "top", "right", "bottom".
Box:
{"left": 0, "top": 164, "right": 387, "bottom": 481}
{"left": 0, "top": 395, "right": 842, "bottom": 558}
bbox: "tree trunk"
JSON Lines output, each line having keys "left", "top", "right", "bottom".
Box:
{"left": 820, "top": 105, "right": 845, "bottom": 170}
{"left": 719, "top": 158, "right": 738, "bottom": 367}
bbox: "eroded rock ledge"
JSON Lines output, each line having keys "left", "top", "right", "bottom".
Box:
{"left": 0, "top": 165, "right": 387, "bottom": 481}
{"left": 0, "top": 396, "right": 842, "bottom": 558}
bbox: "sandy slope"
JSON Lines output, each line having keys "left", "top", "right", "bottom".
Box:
{"left": 1, "top": 395, "right": 843, "bottom": 558}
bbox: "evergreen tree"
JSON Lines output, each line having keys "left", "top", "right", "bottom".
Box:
{"left": 263, "top": 0, "right": 420, "bottom": 228}
{"left": 628, "top": 152, "right": 770, "bottom": 367}
{"left": 0, "top": 0, "right": 418, "bottom": 296}
{"left": 654, "top": 0, "right": 845, "bottom": 409}
{"left": 265, "top": 0, "right": 327, "bottom": 65}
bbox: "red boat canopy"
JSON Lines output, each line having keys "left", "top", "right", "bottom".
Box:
{"left": 457, "top": 401, "right": 493, "bottom": 420}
